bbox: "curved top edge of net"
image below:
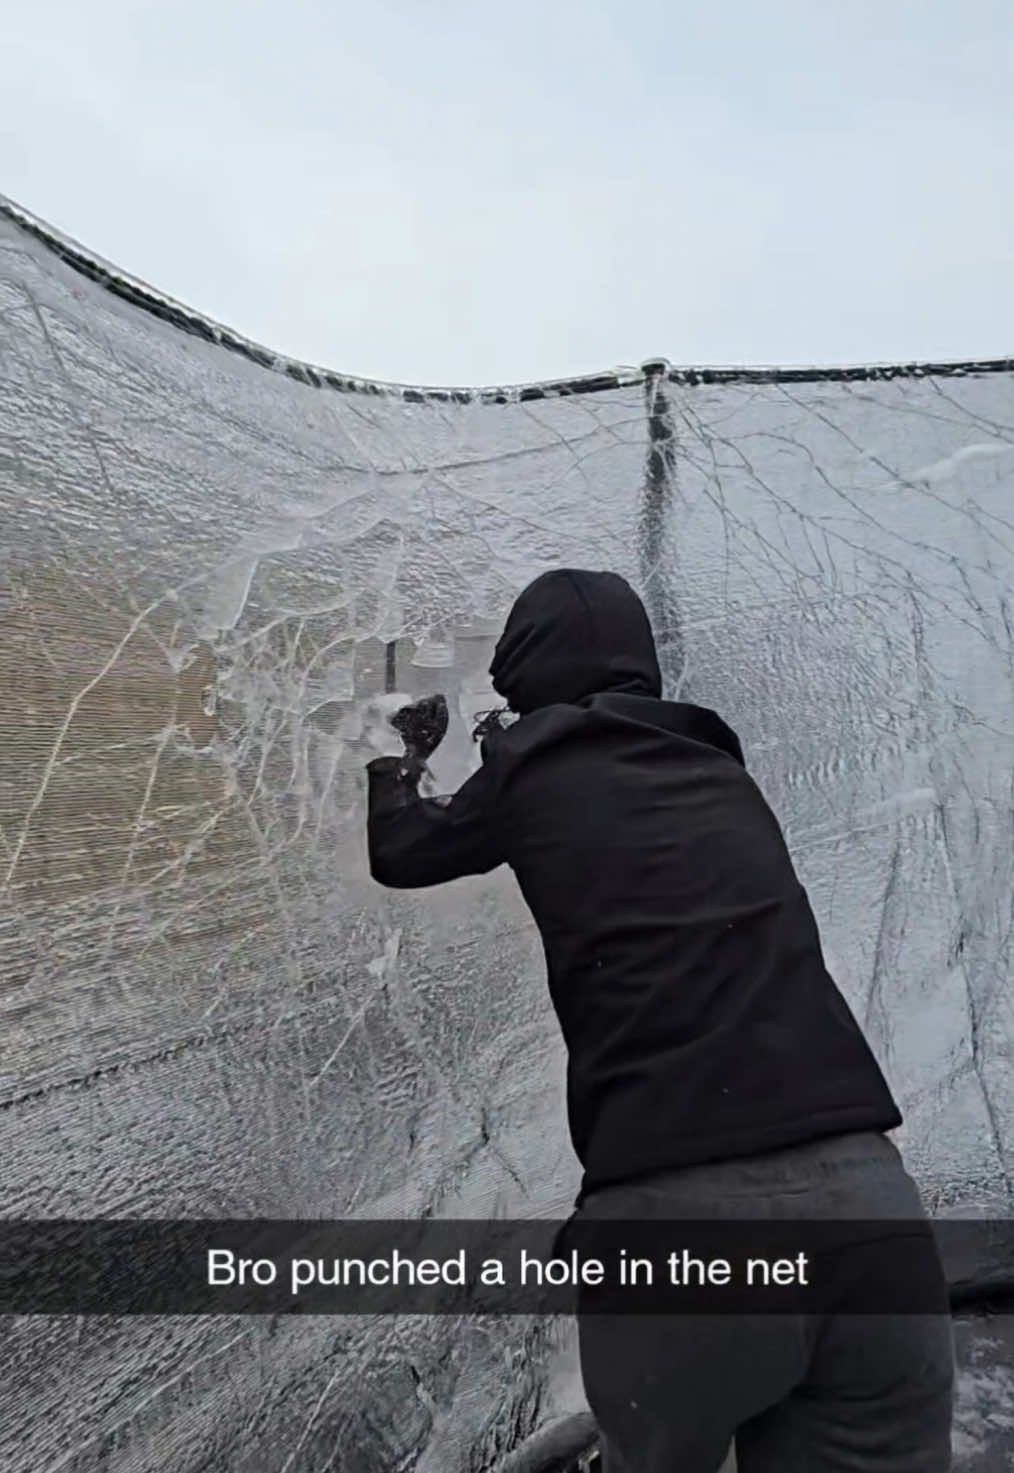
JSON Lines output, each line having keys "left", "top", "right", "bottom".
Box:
{"left": 4, "top": 192, "right": 1014, "bottom": 404}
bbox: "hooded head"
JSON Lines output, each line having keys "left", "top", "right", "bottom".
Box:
{"left": 489, "top": 569, "right": 662, "bottom": 715}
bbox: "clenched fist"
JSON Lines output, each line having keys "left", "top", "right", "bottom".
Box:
{"left": 389, "top": 693, "right": 449, "bottom": 761}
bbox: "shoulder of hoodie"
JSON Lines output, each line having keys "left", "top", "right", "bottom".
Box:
{"left": 480, "top": 697, "right": 746, "bottom": 767}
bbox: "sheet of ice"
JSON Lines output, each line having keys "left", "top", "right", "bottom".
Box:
{"left": 0, "top": 195, "right": 1012, "bottom": 1472}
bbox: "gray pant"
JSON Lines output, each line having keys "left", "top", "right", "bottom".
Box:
{"left": 574, "top": 1132, "right": 955, "bottom": 1472}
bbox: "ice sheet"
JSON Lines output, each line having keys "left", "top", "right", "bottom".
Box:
{"left": 0, "top": 195, "right": 1012, "bottom": 1472}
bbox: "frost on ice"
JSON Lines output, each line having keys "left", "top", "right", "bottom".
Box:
{"left": 0, "top": 195, "right": 1012, "bottom": 1471}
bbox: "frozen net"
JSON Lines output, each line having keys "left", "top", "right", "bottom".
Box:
{"left": 0, "top": 195, "right": 1012, "bottom": 1473}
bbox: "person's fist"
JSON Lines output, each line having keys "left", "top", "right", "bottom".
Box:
{"left": 389, "top": 694, "right": 448, "bottom": 760}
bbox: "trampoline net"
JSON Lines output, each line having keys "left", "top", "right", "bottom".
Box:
{"left": 1, "top": 197, "right": 1012, "bottom": 1472}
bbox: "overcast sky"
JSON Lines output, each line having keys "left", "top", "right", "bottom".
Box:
{"left": 6, "top": 1, "right": 1013, "bottom": 385}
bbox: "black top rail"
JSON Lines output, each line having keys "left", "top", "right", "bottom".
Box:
{"left": 3, "top": 195, "right": 1013, "bottom": 407}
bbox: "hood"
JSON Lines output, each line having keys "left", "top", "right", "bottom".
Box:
{"left": 489, "top": 569, "right": 663, "bottom": 714}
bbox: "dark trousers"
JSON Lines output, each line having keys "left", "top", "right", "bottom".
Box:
{"left": 574, "top": 1132, "right": 955, "bottom": 1472}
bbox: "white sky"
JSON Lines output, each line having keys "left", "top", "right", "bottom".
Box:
{"left": 6, "top": 0, "right": 1013, "bottom": 385}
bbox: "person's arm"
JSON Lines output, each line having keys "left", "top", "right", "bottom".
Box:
{"left": 365, "top": 693, "right": 504, "bottom": 888}
{"left": 366, "top": 756, "right": 504, "bottom": 888}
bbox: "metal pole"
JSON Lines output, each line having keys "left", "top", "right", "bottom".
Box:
{"left": 639, "top": 359, "right": 685, "bottom": 698}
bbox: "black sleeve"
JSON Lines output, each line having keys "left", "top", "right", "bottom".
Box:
{"left": 366, "top": 755, "right": 505, "bottom": 889}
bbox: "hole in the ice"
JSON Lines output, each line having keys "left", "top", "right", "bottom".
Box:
{"left": 411, "top": 632, "right": 455, "bottom": 668}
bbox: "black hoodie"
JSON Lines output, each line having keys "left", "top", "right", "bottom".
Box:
{"left": 367, "top": 569, "right": 901, "bottom": 1196}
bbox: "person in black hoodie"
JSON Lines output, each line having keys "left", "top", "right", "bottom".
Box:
{"left": 366, "top": 569, "right": 954, "bottom": 1473}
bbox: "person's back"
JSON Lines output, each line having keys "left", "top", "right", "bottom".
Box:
{"left": 366, "top": 567, "right": 954, "bottom": 1472}
{"left": 481, "top": 684, "right": 902, "bottom": 1198}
